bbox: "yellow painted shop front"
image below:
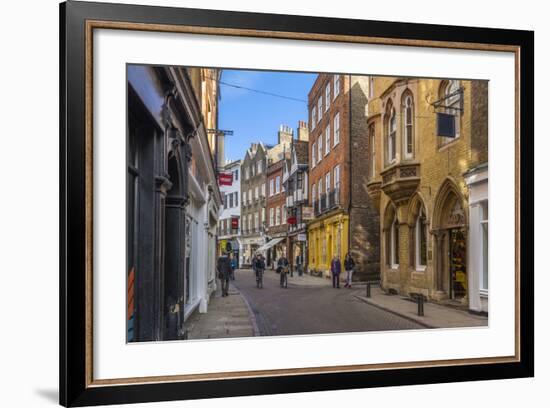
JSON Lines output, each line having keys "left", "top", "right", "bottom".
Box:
{"left": 307, "top": 212, "right": 349, "bottom": 278}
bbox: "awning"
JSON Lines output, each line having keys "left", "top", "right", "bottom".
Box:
{"left": 256, "top": 237, "right": 285, "bottom": 252}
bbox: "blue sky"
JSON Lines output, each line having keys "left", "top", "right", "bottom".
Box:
{"left": 218, "top": 69, "right": 317, "bottom": 163}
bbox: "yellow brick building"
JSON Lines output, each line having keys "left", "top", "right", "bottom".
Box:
{"left": 308, "top": 214, "right": 349, "bottom": 277}
{"left": 365, "top": 76, "right": 488, "bottom": 312}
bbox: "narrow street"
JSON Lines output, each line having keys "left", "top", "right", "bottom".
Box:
{"left": 232, "top": 269, "right": 423, "bottom": 336}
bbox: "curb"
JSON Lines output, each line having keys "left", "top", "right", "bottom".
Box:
{"left": 233, "top": 286, "right": 261, "bottom": 337}
{"left": 353, "top": 295, "right": 435, "bottom": 329}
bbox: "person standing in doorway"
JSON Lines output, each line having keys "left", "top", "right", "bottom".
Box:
{"left": 330, "top": 255, "right": 341, "bottom": 289}
{"left": 217, "top": 251, "right": 232, "bottom": 297}
{"left": 344, "top": 252, "right": 355, "bottom": 288}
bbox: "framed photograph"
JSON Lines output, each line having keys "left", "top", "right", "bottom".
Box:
{"left": 60, "top": 0, "right": 534, "bottom": 406}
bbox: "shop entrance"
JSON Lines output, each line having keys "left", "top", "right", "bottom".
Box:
{"left": 449, "top": 228, "right": 467, "bottom": 300}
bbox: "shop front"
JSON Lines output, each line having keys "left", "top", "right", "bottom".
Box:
{"left": 307, "top": 212, "right": 349, "bottom": 278}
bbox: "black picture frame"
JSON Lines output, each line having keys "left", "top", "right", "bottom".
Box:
{"left": 60, "top": 1, "right": 534, "bottom": 406}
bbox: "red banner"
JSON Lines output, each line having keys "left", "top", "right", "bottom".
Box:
{"left": 218, "top": 172, "right": 233, "bottom": 186}
{"left": 231, "top": 217, "right": 239, "bottom": 229}
{"left": 287, "top": 216, "right": 297, "bottom": 225}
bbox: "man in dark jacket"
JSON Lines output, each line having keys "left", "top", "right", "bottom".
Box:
{"left": 344, "top": 252, "right": 356, "bottom": 288}
{"left": 330, "top": 255, "right": 342, "bottom": 289}
{"left": 277, "top": 254, "right": 290, "bottom": 287}
{"left": 217, "top": 252, "right": 232, "bottom": 297}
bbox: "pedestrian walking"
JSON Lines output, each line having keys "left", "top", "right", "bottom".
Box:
{"left": 344, "top": 252, "right": 355, "bottom": 288}
{"left": 277, "top": 254, "right": 290, "bottom": 288}
{"left": 295, "top": 254, "right": 303, "bottom": 277}
{"left": 216, "top": 251, "right": 232, "bottom": 297}
{"left": 253, "top": 253, "right": 266, "bottom": 288}
{"left": 229, "top": 254, "right": 237, "bottom": 280}
{"left": 330, "top": 255, "right": 341, "bottom": 289}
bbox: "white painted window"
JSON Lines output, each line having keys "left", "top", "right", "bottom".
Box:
{"left": 243, "top": 191, "right": 246, "bottom": 204}
{"left": 255, "top": 186, "right": 259, "bottom": 200}
{"left": 325, "top": 83, "right": 331, "bottom": 111}
{"left": 269, "top": 179, "right": 274, "bottom": 196}
{"left": 254, "top": 212, "right": 259, "bottom": 232}
{"left": 245, "top": 167, "right": 249, "bottom": 180}
{"left": 440, "top": 80, "right": 461, "bottom": 146}
{"left": 334, "top": 75, "right": 340, "bottom": 99}
{"left": 248, "top": 214, "right": 251, "bottom": 232}
{"left": 275, "top": 176, "right": 281, "bottom": 194}
{"left": 318, "top": 96, "right": 323, "bottom": 122}
{"left": 276, "top": 207, "right": 281, "bottom": 225}
{"left": 325, "top": 124, "right": 331, "bottom": 156}
{"left": 311, "top": 142, "right": 316, "bottom": 168}
{"left": 311, "top": 107, "right": 316, "bottom": 130}
{"left": 269, "top": 208, "right": 274, "bottom": 227}
{"left": 388, "top": 106, "right": 397, "bottom": 163}
{"left": 261, "top": 183, "right": 266, "bottom": 197}
{"left": 282, "top": 205, "right": 286, "bottom": 224}
{"left": 403, "top": 94, "right": 414, "bottom": 159}
{"left": 261, "top": 208, "right": 265, "bottom": 227}
{"left": 325, "top": 172, "right": 331, "bottom": 193}
{"left": 334, "top": 165, "right": 340, "bottom": 189}
{"left": 257, "top": 160, "right": 263, "bottom": 174}
{"left": 317, "top": 136, "right": 323, "bottom": 164}
{"left": 234, "top": 192, "right": 238, "bottom": 207}
{"left": 312, "top": 184, "right": 316, "bottom": 205}
{"left": 333, "top": 112, "right": 340, "bottom": 146}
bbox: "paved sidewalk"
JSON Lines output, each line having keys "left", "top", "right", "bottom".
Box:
{"left": 186, "top": 283, "right": 258, "bottom": 340}
{"left": 355, "top": 287, "right": 488, "bottom": 329}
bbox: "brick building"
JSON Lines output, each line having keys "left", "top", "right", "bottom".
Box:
{"left": 365, "top": 76, "right": 488, "bottom": 312}
{"left": 306, "top": 74, "right": 380, "bottom": 281}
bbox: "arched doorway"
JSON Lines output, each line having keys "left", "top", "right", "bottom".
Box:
{"left": 433, "top": 180, "right": 468, "bottom": 302}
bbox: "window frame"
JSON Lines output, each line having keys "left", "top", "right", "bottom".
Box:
{"left": 325, "top": 124, "right": 331, "bottom": 156}
{"left": 403, "top": 94, "right": 414, "bottom": 159}
{"left": 333, "top": 112, "right": 340, "bottom": 146}
{"left": 325, "top": 83, "right": 331, "bottom": 111}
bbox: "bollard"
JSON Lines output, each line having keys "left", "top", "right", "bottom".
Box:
{"left": 417, "top": 294, "right": 424, "bottom": 316}
{"left": 366, "top": 282, "right": 371, "bottom": 298}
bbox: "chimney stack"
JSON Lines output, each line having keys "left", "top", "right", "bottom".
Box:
{"left": 297, "top": 120, "right": 309, "bottom": 142}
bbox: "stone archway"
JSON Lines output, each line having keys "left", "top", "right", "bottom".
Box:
{"left": 432, "top": 180, "right": 468, "bottom": 302}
